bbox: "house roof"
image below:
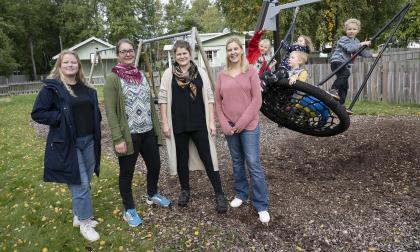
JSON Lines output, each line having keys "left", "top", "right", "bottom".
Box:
{"left": 201, "top": 32, "right": 244, "bottom": 43}
{"left": 52, "top": 37, "right": 114, "bottom": 59}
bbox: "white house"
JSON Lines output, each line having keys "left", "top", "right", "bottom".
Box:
{"left": 196, "top": 32, "right": 246, "bottom": 68}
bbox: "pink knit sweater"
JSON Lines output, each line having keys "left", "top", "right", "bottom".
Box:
{"left": 215, "top": 67, "right": 262, "bottom": 135}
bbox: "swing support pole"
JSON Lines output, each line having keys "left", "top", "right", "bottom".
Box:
{"left": 88, "top": 47, "right": 116, "bottom": 84}
{"left": 316, "top": 2, "right": 412, "bottom": 87}
{"left": 348, "top": 2, "right": 412, "bottom": 110}
{"left": 263, "top": 6, "right": 299, "bottom": 74}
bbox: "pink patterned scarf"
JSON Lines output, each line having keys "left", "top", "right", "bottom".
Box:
{"left": 111, "top": 63, "right": 142, "bottom": 84}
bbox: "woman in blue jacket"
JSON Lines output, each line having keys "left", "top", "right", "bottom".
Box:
{"left": 31, "top": 50, "right": 102, "bottom": 242}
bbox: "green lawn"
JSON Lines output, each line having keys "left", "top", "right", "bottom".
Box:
{"left": 0, "top": 93, "right": 418, "bottom": 251}
{"left": 0, "top": 94, "right": 154, "bottom": 251}
{"left": 348, "top": 100, "right": 420, "bottom": 115}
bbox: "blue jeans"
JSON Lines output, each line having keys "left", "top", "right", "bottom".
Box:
{"left": 225, "top": 124, "right": 269, "bottom": 212}
{"left": 68, "top": 135, "right": 95, "bottom": 221}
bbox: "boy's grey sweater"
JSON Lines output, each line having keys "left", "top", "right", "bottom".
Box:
{"left": 330, "top": 36, "right": 372, "bottom": 65}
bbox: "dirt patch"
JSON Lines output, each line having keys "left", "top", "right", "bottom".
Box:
{"left": 32, "top": 106, "right": 420, "bottom": 251}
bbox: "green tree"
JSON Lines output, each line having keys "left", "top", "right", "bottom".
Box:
{"left": 0, "top": 18, "right": 19, "bottom": 76}
{"left": 164, "top": 0, "right": 189, "bottom": 34}
{"left": 137, "top": 0, "right": 164, "bottom": 39}
{"left": 200, "top": 6, "right": 226, "bottom": 32}
{"left": 217, "top": 0, "right": 261, "bottom": 31}
{"left": 105, "top": 0, "right": 142, "bottom": 43}
{"left": 217, "top": 0, "right": 414, "bottom": 50}
{"left": 57, "top": 0, "right": 106, "bottom": 48}
{"left": 396, "top": 1, "right": 420, "bottom": 46}
{"left": 3, "top": 0, "right": 60, "bottom": 79}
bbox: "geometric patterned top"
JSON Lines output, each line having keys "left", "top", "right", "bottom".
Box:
{"left": 121, "top": 74, "right": 153, "bottom": 133}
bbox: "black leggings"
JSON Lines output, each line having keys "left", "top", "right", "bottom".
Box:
{"left": 331, "top": 61, "right": 351, "bottom": 104}
{"left": 118, "top": 130, "right": 160, "bottom": 210}
{"left": 174, "top": 130, "right": 223, "bottom": 195}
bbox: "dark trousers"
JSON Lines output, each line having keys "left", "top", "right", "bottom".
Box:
{"left": 118, "top": 130, "right": 160, "bottom": 209}
{"left": 174, "top": 130, "right": 223, "bottom": 195}
{"left": 331, "top": 61, "right": 351, "bottom": 104}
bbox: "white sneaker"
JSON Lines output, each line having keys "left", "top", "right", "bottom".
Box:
{"left": 258, "top": 211, "right": 270, "bottom": 223}
{"left": 73, "top": 216, "right": 99, "bottom": 228}
{"left": 80, "top": 222, "right": 100, "bottom": 242}
{"left": 230, "top": 197, "right": 243, "bottom": 208}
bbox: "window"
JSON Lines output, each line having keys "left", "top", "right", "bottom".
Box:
{"left": 205, "top": 49, "right": 219, "bottom": 64}
{"left": 90, "top": 53, "right": 99, "bottom": 64}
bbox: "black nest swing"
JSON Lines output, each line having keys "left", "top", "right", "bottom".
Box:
{"left": 261, "top": 76, "right": 350, "bottom": 137}
{"left": 258, "top": 2, "right": 412, "bottom": 137}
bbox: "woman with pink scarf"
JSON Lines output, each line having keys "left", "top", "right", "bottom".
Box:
{"left": 104, "top": 39, "right": 170, "bottom": 227}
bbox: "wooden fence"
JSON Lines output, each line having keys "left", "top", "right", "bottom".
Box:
{"left": 305, "top": 58, "right": 420, "bottom": 103}
{"left": 0, "top": 81, "right": 44, "bottom": 97}
{"left": 1, "top": 50, "right": 419, "bottom": 103}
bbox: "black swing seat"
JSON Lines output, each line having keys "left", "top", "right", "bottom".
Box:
{"left": 260, "top": 74, "right": 350, "bottom": 137}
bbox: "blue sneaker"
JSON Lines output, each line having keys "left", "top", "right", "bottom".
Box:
{"left": 146, "top": 193, "right": 171, "bottom": 207}
{"left": 123, "top": 209, "right": 142, "bottom": 227}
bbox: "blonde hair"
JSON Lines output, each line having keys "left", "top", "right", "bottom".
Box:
{"left": 224, "top": 37, "right": 249, "bottom": 74}
{"left": 48, "top": 50, "right": 92, "bottom": 96}
{"left": 259, "top": 39, "right": 271, "bottom": 47}
{"left": 298, "top": 35, "right": 314, "bottom": 53}
{"left": 344, "top": 18, "right": 361, "bottom": 30}
{"left": 259, "top": 39, "right": 272, "bottom": 56}
{"left": 290, "top": 51, "right": 308, "bottom": 65}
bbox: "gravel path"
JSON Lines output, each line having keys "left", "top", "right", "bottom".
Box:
{"left": 32, "top": 108, "right": 420, "bottom": 251}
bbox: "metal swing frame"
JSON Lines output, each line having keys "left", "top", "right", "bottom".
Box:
{"left": 87, "top": 27, "right": 215, "bottom": 96}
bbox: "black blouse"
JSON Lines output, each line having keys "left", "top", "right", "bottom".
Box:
{"left": 171, "top": 73, "right": 206, "bottom": 134}
{"left": 69, "top": 82, "right": 94, "bottom": 137}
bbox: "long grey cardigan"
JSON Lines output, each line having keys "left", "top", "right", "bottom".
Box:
{"left": 158, "top": 67, "right": 219, "bottom": 176}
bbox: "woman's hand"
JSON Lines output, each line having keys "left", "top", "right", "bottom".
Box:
{"left": 209, "top": 121, "right": 216, "bottom": 136}
{"left": 162, "top": 123, "right": 171, "bottom": 138}
{"left": 232, "top": 127, "right": 242, "bottom": 134}
{"left": 115, "top": 141, "right": 127, "bottom": 154}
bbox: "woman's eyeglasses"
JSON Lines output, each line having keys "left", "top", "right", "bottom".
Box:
{"left": 119, "top": 49, "right": 135, "bottom": 55}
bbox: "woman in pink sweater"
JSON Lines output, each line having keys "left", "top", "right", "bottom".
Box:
{"left": 215, "top": 37, "right": 270, "bottom": 224}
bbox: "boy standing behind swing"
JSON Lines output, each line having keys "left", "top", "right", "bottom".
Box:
{"left": 329, "top": 18, "right": 372, "bottom": 114}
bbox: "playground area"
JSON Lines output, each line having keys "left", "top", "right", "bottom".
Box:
{"left": 2, "top": 0, "right": 418, "bottom": 249}
{"left": 31, "top": 106, "right": 420, "bottom": 251}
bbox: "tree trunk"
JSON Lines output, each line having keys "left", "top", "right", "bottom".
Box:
{"left": 29, "top": 37, "right": 37, "bottom": 80}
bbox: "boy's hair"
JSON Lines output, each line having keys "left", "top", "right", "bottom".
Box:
{"left": 290, "top": 51, "right": 308, "bottom": 64}
{"left": 344, "top": 18, "right": 361, "bottom": 30}
{"left": 298, "top": 35, "right": 314, "bottom": 53}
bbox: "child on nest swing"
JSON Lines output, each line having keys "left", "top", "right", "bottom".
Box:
{"left": 288, "top": 51, "right": 330, "bottom": 127}
{"left": 280, "top": 35, "right": 314, "bottom": 71}
{"left": 328, "top": 18, "right": 372, "bottom": 114}
{"left": 246, "top": 29, "right": 277, "bottom": 77}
